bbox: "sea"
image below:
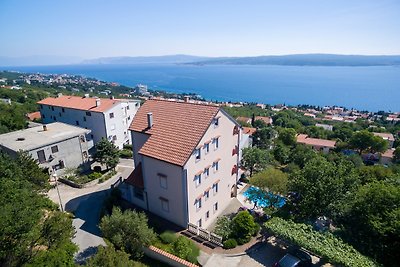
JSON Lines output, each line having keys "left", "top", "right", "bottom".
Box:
{"left": 5, "top": 64, "right": 400, "bottom": 112}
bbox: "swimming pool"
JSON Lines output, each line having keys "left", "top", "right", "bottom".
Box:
{"left": 243, "top": 186, "right": 286, "bottom": 208}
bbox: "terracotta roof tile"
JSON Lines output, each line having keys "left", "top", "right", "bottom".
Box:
{"left": 129, "top": 99, "right": 220, "bottom": 166}
{"left": 381, "top": 149, "right": 394, "bottom": 158}
{"left": 37, "top": 95, "right": 121, "bottom": 113}
{"left": 297, "top": 134, "right": 336, "bottom": 148}
{"left": 242, "top": 127, "right": 257, "bottom": 135}
{"left": 125, "top": 163, "right": 144, "bottom": 188}
{"left": 373, "top": 132, "right": 395, "bottom": 142}
{"left": 26, "top": 111, "right": 41, "bottom": 121}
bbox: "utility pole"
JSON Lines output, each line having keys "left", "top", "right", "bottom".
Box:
{"left": 53, "top": 173, "right": 64, "bottom": 212}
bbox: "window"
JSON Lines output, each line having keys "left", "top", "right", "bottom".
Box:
{"left": 204, "top": 168, "right": 209, "bottom": 178}
{"left": 160, "top": 198, "right": 169, "bottom": 212}
{"left": 86, "top": 111, "right": 91, "bottom": 116}
{"left": 51, "top": 106, "right": 54, "bottom": 111}
{"left": 194, "top": 174, "right": 201, "bottom": 187}
{"left": 109, "top": 112, "right": 114, "bottom": 119}
{"left": 51, "top": 145, "right": 58, "bottom": 153}
{"left": 127, "top": 105, "right": 130, "bottom": 110}
{"left": 59, "top": 112, "right": 61, "bottom": 117}
{"left": 213, "top": 182, "right": 219, "bottom": 195}
{"left": 90, "top": 134, "right": 94, "bottom": 139}
{"left": 134, "top": 188, "right": 144, "bottom": 200}
{"left": 76, "top": 121, "right": 79, "bottom": 126}
{"left": 113, "top": 135, "right": 117, "bottom": 141}
{"left": 62, "top": 108, "right": 65, "bottom": 112}
{"left": 83, "top": 116, "right": 86, "bottom": 122}
{"left": 195, "top": 198, "right": 202, "bottom": 210}
{"left": 82, "top": 151, "right": 88, "bottom": 159}
{"left": 40, "top": 104, "right": 43, "bottom": 109}
{"left": 194, "top": 148, "right": 201, "bottom": 160}
{"left": 205, "top": 211, "right": 210, "bottom": 220}
{"left": 204, "top": 190, "right": 209, "bottom": 200}
{"left": 159, "top": 174, "right": 167, "bottom": 189}
{"left": 197, "top": 219, "right": 202, "bottom": 228}
{"left": 213, "top": 161, "right": 219, "bottom": 172}
{"left": 42, "top": 114, "right": 46, "bottom": 119}
{"left": 213, "top": 202, "right": 218, "bottom": 212}
{"left": 204, "top": 143, "right": 210, "bottom": 154}
{"left": 214, "top": 117, "right": 219, "bottom": 127}
{"left": 37, "top": 150, "right": 46, "bottom": 163}
{"left": 213, "top": 137, "right": 219, "bottom": 149}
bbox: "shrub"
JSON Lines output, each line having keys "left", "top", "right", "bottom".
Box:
{"left": 88, "top": 172, "right": 102, "bottom": 180}
{"left": 223, "top": 239, "right": 238, "bottom": 249}
{"left": 172, "top": 236, "right": 191, "bottom": 260}
{"left": 160, "top": 231, "right": 177, "bottom": 244}
{"left": 213, "top": 216, "right": 232, "bottom": 240}
{"left": 120, "top": 149, "right": 133, "bottom": 159}
{"left": 123, "top": 144, "right": 133, "bottom": 150}
{"left": 231, "top": 211, "right": 258, "bottom": 243}
{"left": 264, "top": 217, "right": 377, "bottom": 267}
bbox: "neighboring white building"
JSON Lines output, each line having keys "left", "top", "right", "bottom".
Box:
{"left": 0, "top": 122, "right": 92, "bottom": 174}
{"left": 125, "top": 99, "right": 242, "bottom": 229}
{"left": 38, "top": 95, "right": 140, "bottom": 149}
{"left": 373, "top": 132, "right": 395, "bottom": 148}
{"left": 315, "top": 123, "right": 333, "bottom": 131}
{"left": 296, "top": 134, "right": 336, "bottom": 154}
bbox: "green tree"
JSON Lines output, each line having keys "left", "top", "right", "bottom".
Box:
{"left": 289, "top": 144, "right": 319, "bottom": 168}
{"left": 273, "top": 143, "right": 291, "bottom": 164}
{"left": 172, "top": 236, "right": 192, "bottom": 259}
{"left": 87, "top": 245, "right": 146, "bottom": 267}
{"left": 252, "top": 127, "right": 277, "bottom": 149}
{"left": 340, "top": 181, "right": 400, "bottom": 267}
{"left": 241, "top": 147, "right": 269, "bottom": 176}
{"left": 231, "top": 211, "right": 258, "bottom": 244}
{"left": 349, "top": 130, "right": 388, "bottom": 154}
{"left": 250, "top": 167, "right": 288, "bottom": 208}
{"left": 100, "top": 207, "right": 156, "bottom": 259}
{"left": 394, "top": 146, "right": 400, "bottom": 163}
{"left": 357, "top": 165, "right": 393, "bottom": 184}
{"left": 213, "top": 216, "right": 232, "bottom": 240}
{"left": 288, "top": 157, "right": 359, "bottom": 219}
{"left": 277, "top": 128, "right": 297, "bottom": 146}
{"left": 94, "top": 138, "right": 120, "bottom": 170}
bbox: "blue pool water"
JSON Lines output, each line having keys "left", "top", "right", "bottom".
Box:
{"left": 243, "top": 186, "right": 286, "bottom": 208}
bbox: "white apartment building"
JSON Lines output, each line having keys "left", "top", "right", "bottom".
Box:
{"left": 38, "top": 95, "right": 140, "bottom": 149}
{"left": 125, "top": 99, "right": 242, "bottom": 229}
{"left": 0, "top": 122, "right": 92, "bottom": 174}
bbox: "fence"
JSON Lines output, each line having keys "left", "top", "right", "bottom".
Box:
{"left": 187, "top": 223, "right": 223, "bottom": 247}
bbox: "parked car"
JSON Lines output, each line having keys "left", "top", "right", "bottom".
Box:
{"left": 273, "top": 249, "right": 312, "bottom": 267}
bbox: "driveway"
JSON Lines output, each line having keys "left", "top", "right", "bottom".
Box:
{"left": 47, "top": 159, "right": 134, "bottom": 262}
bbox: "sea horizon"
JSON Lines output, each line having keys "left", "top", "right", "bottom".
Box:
{"left": 2, "top": 63, "right": 400, "bottom": 112}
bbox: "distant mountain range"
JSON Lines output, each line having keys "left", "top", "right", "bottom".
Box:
{"left": 186, "top": 54, "right": 400, "bottom": 66}
{"left": 2, "top": 54, "right": 400, "bottom": 67}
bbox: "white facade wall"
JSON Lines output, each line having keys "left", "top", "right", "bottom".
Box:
{"left": 131, "top": 131, "right": 150, "bottom": 164}
{"left": 39, "top": 100, "right": 140, "bottom": 149}
{"left": 184, "top": 110, "right": 240, "bottom": 229}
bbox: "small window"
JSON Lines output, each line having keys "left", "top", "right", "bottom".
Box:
{"left": 159, "top": 175, "right": 167, "bottom": 189}
{"left": 213, "top": 182, "right": 219, "bottom": 195}
{"left": 40, "top": 104, "right": 43, "bottom": 109}
{"left": 42, "top": 114, "right": 46, "bottom": 119}
{"left": 90, "top": 134, "right": 94, "bottom": 139}
{"left": 37, "top": 150, "right": 46, "bottom": 163}
{"left": 112, "top": 135, "right": 117, "bottom": 141}
{"left": 204, "top": 143, "right": 209, "bottom": 154}
{"left": 76, "top": 121, "right": 79, "bottom": 126}
{"left": 204, "top": 168, "right": 209, "bottom": 178}
{"left": 109, "top": 112, "right": 114, "bottom": 119}
{"left": 160, "top": 198, "right": 169, "bottom": 212}
{"left": 62, "top": 108, "right": 65, "bottom": 112}
{"left": 83, "top": 116, "right": 86, "bottom": 122}
{"left": 195, "top": 198, "right": 202, "bottom": 210}
{"left": 214, "top": 118, "right": 219, "bottom": 127}
{"left": 213, "top": 137, "right": 219, "bottom": 149}
{"left": 82, "top": 151, "right": 88, "bottom": 159}
{"left": 127, "top": 105, "right": 130, "bottom": 110}
{"left": 197, "top": 219, "right": 202, "bottom": 227}
{"left": 51, "top": 145, "right": 58, "bottom": 153}
{"left": 204, "top": 190, "right": 209, "bottom": 200}
{"left": 195, "top": 148, "right": 201, "bottom": 160}
{"left": 59, "top": 112, "right": 61, "bottom": 117}
{"left": 86, "top": 111, "right": 91, "bottom": 116}
{"left": 51, "top": 106, "right": 54, "bottom": 111}
{"left": 205, "top": 211, "right": 210, "bottom": 220}
{"left": 213, "top": 161, "right": 219, "bottom": 172}
{"left": 134, "top": 188, "right": 144, "bottom": 200}
{"left": 194, "top": 174, "right": 201, "bottom": 187}
{"left": 213, "top": 202, "right": 218, "bottom": 212}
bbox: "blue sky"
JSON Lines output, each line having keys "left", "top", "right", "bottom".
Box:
{"left": 1, "top": 0, "right": 399, "bottom": 59}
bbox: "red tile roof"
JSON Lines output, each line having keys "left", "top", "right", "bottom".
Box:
{"left": 26, "top": 111, "right": 41, "bottom": 121}
{"left": 297, "top": 134, "right": 336, "bottom": 148}
{"left": 129, "top": 99, "right": 220, "bottom": 166}
{"left": 242, "top": 127, "right": 257, "bottom": 135}
{"left": 236, "top": 116, "right": 251, "bottom": 124}
{"left": 125, "top": 163, "right": 144, "bottom": 188}
{"left": 373, "top": 132, "right": 395, "bottom": 142}
{"left": 381, "top": 149, "right": 394, "bottom": 159}
{"left": 147, "top": 246, "right": 199, "bottom": 267}
{"left": 255, "top": 116, "right": 272, "bottom": 125}
{"left": 37, "top": 95, "right": 121, "bottom": 113}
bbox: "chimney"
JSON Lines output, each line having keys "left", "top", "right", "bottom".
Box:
{"left": 84, "top": 93, "right": 89, "bottom": 98}
{"left": 147, "top": 112, "right": 153, "bottom": 128}
{"left": 110, "top": 95, "right": 115, "bottom": 100}
{"left": 57, "top": 93, "right": 63, "bottom": 98}
{"left": 95, "top": 98, "right": 101, "bottom": 107}
{"left": 43, "top": 125, "right": 48, "bottom": 131}
{"left": 184, "top": 96, "right": 190, "bottom": 103}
